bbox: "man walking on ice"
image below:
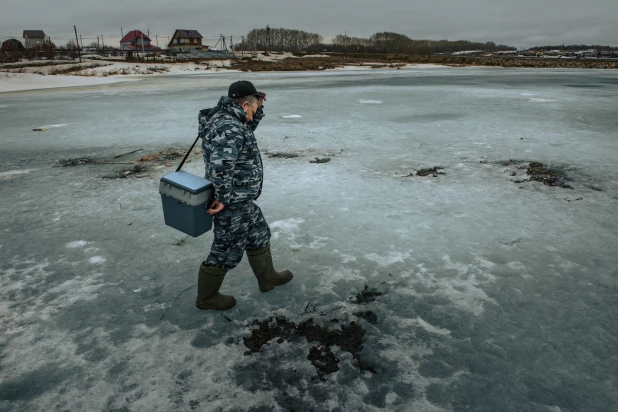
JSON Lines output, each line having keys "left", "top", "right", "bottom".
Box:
{"left": 196, "top": 80, "right": 293, "bottom": 310}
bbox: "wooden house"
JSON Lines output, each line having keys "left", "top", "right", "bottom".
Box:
{"left": 23, "top": 30, "right": 46, "bottom": 48}
{"left": 167, "top": 30, "right": 208, "bottom": 52}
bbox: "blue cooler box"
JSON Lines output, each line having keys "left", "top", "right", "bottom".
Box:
{"left": 159, "top": 171, "right": 214, "bottom": 237}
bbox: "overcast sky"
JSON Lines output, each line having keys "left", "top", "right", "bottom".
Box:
{"left": 2, "top": 0, "right": 617, "bottom": 48}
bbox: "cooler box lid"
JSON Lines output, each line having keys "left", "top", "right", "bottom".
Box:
{"left": 159, "top": 171, "right": 212, "bottom": 206}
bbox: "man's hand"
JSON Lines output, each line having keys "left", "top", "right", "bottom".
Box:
{"left": 207, "top": 200, "right": 225, "bottom": 215}
{"left": 257, "top": 91, "right": 267, "bottom": 106}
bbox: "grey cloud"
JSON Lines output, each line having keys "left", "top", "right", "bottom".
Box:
{"left": 2, "top": 0, "right": 617, "bottom": 47}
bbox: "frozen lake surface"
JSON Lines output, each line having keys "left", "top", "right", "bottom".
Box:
{"left": 1, "top": 66, "right": 617, "bottom": 411}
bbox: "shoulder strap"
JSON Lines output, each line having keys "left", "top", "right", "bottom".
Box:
{"left": 176, "top": 107, "right": 215, "bottom": 172}
{"left": 176, "top": 134, "right": 200, "bottom": 172}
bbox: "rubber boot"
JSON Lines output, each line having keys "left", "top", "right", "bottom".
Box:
{"left": 196, "top": 263, "right": 236, "bottom": 310}
{"left": 246, "top": 244, "right": 293, "bottom": 292}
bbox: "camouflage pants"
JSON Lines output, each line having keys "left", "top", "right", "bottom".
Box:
{"left": 205, "top": 201, "right": 271, "bottom": 270}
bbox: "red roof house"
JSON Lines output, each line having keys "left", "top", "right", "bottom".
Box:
{"left": 120, "top": 30, "right": 159, "bottom": 50}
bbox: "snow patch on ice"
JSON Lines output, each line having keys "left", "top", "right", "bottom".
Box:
{"left": 46, "top": 274, "right": 105, "bottom": 308}
{"left": 0, "top": 169, "right": 36, "bottom": 178}
{"left": 385, "top": 391, "right": 399, "bottom": 405}
{"left": 66, "top": 240, "right": 88, "bottom": 248}
{"left": 528, "top": 98, "right": 557, "bottom": 102}
{"left": 270, "top": 218, "right": 304, "bottom": 244}
{"left": 270, "top": 218, "right": 304, "bottom": 232}
{"left": 507, "top": 261, "right": 526, "bottom": 270}
{"left": 308, "top": 236, "right": 329, "bottom": 249}
{"left": 395, "top": 256, "right": 498, "bottom": 315}
{"left": 143, "top": 303, "right": 167, "bottom": 312}
{"left": 365, "top": 251, "right": 411, "bottom": 266}
{"left": 88, "top": 256, "right": 106, "bottom": 264}
{"left": 282, "top": 115, "right": 302, "bottom": 118}
{"left": 0, "top": 258, "right": 107, "bottom": 326}
{"left": 333, "top": 249, "right": 357, "bottom": 263}
{"left": 400, "top": 316, "right": 452, "bottom": 335}
{"left": 316, "top": 266, "right": 366, "bottom": 296}
{"left": 358, "top": 99, "right": 382, "bottom": 104}
{"left": 39, "top": 123, "right": 68, "bottom": 129}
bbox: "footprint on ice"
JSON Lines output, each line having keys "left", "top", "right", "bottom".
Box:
{"left": 358, "top": 100, "right": 382, "bottom": 104}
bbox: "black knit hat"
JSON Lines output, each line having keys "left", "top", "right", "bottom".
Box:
{"left": 228, "top": 80, "right": 266, "bottom": 98}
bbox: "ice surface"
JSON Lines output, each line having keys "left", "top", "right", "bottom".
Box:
{"left": 1, "top": 66, "right": 617, "bottom": 411}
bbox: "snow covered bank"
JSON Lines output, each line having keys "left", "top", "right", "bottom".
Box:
{"left": 0, "top": 72, "right": 135, "bottom": 93}
{"left": 0, "top": 60, "right": 237, "bottom": 93}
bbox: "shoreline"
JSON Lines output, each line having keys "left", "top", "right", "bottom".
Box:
{"left": 1, "top": 53, "right": 617, "bottom": 94}
{"left": 0, "top": 62, "right": 437, "bottom": 94}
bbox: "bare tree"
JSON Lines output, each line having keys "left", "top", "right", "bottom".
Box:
{"left": 245, "top": 27, "right": 323, "bottom": 53}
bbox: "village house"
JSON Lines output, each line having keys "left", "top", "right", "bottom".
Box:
{"left": 0, "top": 38, "right": 25, "bottom": 59}
{"left": 119, "top": 30, "right": 160, "bottom": 51}
{"left": 1, "top": 39, "right": 25, "bottom": 53}
{"left": 23, "top": 30, "right": 46, "bottom": 48}
{"left": 167, "top": 29, "right": 208, "bottom": 52}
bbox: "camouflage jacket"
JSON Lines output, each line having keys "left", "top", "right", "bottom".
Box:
{"left": 199, "top": 96, "right": 264, "bottom": 205}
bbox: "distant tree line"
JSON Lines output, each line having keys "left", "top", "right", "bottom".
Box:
{"left": 240, "top": 28, "right": 515, "bottom": 54}
{"left": 242, "top": 28, "right": 323, "bottom": 53}
{"left": 531, "top": 44, "right": 618, "bottom": 51}
{"left": 331, "top": 32, "right": 515, "bottom": 54}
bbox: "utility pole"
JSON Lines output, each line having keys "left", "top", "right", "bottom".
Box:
{"left": 50, "top": 37, "right": 56, "bottom": 60}
{"left": 101, "top": 35, "right": 104, "bottom": 51}
{"left": 230, "top": 36, "right": 233, "bottom": 53}
{"left": 241, "top": 36, "right": 244, "bottom": 58}
{"left": 97, "top": 36, "right": 100, "bottom": 50}
{"left": 217, "top": 34, "right": 227, "bottom": 51}
{"left": 80, "top": 34, "right": 83, "bottom": 50}
{"left": 266, "top": 25, "right": 271, "bottom": 54}
{"left": 121, "top": 27, "right": 124, "bottom": 38}
{"left": 156, "top": 34, "right": 159, "bottom": 47}
{"left": 140, "top": 29, "right": 145, "bottom": 61}
{"left": 74, "top": 25, "right": 81, "bottom": 62}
